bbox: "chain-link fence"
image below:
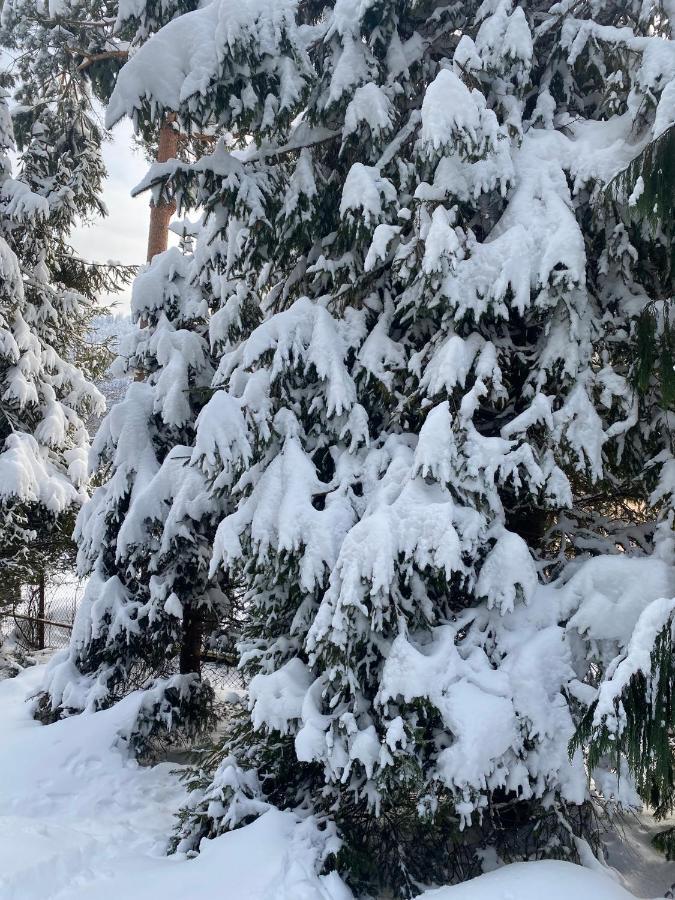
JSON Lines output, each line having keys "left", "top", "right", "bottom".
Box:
{"left": 0, "top": 573, "right": 85, "bottom": 651}
{"left": 201, "top": 656, "right": 246, "bottom": 692}
{"left": 0, "top": 573, "right": 244, "bottom": 691}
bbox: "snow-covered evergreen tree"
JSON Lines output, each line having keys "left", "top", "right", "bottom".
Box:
{"left": 0, "top": 0, "right": 137, "bottom": 600}
{"left": 5, "top": 0, "right": 219, "bottom": 741}
{"left": 51, "top": 0, "right": 675, "bottom": 892}
{"left": 42, "top": 237, "right": 231, "bottom": 744}
{"left": 0, "top": 86, "right": 105, "bottom": 602}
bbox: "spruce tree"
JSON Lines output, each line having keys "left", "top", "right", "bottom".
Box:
{"left": 42, "top": 236, "right": 230, "bottom": 745}
{"left": 57, "top": 0, "right": 675, "bottom": 893}
{"left": 0, "top": 0, "right": 137, "bottom": 597}
{"left": 0, "top": 85, "right": 105, "bottom": 603}
{"left": 7, "top": 0, "right": 218, "bottom": 743}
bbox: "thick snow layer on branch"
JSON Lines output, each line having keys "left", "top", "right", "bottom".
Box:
{"left": 343, "top": 83, "right": 394, "bottom": 140}
{"left": 0, "top": 433, "right": 82, "bottom": 513}
{"left": 212, "top": 433, "right": 356, "bottom": 592}
{"left": 557, "top": 555, "right": 675, "bottom": 647}
{"left": 340, "top": 163, "right": 396, "bottom": 226}
{"left": 421, "top": 69, "right": 492, "bottom": 156}
{"left": 372, "top": 602, "right": 585, "bottom": 812}
{"left": 0, "top": 177, "right": 49, "bottom": 223}
{"left": 106, "top": 0, "right": 307, "bottom": 127}
{"left": 249, "top": 657, "right": 313, "bottom": 734}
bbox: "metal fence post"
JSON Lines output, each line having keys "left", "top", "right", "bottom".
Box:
{"left": 37, "top": 573, "right": 45, "bottom": 651}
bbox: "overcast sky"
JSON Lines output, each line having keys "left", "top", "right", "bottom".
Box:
{"left": 70, "top": 120, "right": 157, "bottom": 314}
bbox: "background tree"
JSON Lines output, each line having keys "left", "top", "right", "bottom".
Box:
{"left": 0, "top": 0, "right": 138, "bottom": 610}
{"left": 3, "top": 0, "right": 224, "bottom": 735}
{"left": 0, "top": 81, "right": 106, "bottom": 611}
{"left": 42, "top": 213, "right": 247, "bottom": 750}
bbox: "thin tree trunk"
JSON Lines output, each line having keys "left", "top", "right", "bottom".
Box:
{"left": 179, "top": 608, "right": 202, "bottom": 677}
{"left": 146, "top": 116, "right": 178, "bottom": 263}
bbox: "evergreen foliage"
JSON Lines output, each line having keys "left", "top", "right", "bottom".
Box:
{"left": 38, "top": 0, "right": 675, "bottom": 893}
{"left": 573, "top": 618, "right": 675, "bottom": 820}
{"left": 41, "top": 241, "right": 231, "bottom": 744}
{"left": 606, "top": 123, "right": 675, "bottom": 277}
{"left": 0, "top": 83, "right": 105, "bottom": 605}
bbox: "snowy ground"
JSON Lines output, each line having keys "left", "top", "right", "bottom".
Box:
{"left": 603, "top": 812, "right": 675, "bottom": 898}
{"left": 0, "top": 662, "right": 672, "bottom": 900}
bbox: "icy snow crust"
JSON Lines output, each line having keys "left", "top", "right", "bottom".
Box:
{"left": 0, "top": 664, "right": 650, "bottom": 899}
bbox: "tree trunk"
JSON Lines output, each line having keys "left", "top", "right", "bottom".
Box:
{"left": 135, "top": 115, "right": 179, "bottom": 384}
{"left": 146, "top": 116, "right": 178, "bottom": 263}
{"left": 179, "top": 608, "right": 202, "bottom": 677}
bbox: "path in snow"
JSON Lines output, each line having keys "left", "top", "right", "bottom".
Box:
{"left": 603, "top": 812, "right": 675, "bottom": 898}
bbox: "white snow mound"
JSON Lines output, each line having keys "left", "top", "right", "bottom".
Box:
{"left": 423, "top": 860, "right": 638, "bottom": 900}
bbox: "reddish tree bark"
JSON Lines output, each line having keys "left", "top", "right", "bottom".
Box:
{"left": 146, "top": 116, "right": 178, "bottom": 263}
{"left": 135, "top": 116, "right": 179, "bottom": 382}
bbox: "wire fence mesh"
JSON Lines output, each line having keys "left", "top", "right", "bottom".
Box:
{"left": 0, "top": 573, "right": 85, "bottom": 651}
{"left": 0, "top": 572, "right": 244, "bottom": 691}
{"left": 201, "top": 659, "right": 246, "bottom": 692}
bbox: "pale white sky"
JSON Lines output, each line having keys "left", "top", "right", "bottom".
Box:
{"left": 70, "top": 120, "right": 161, "bottom": 313}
